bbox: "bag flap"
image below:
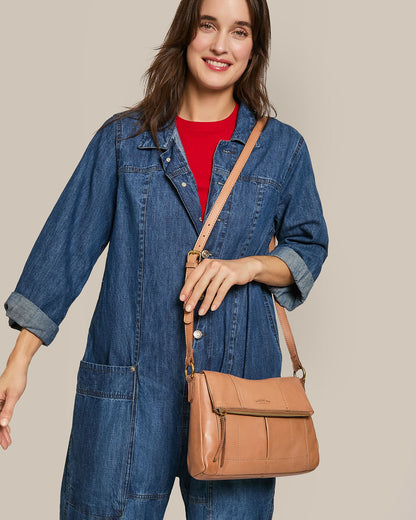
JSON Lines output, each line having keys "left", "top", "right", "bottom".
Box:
{"left": 201, "top": 370, "right": 314, "bottom": 416}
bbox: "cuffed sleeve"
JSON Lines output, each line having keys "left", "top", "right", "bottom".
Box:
{"left": 267, "top": 136, "right": 329, "bottom": 310}
{"left": 4, "top": 291, "right": 59, "bottom": 346}
{"left": 3, "top": 114, "right": 119, "bottom": 346}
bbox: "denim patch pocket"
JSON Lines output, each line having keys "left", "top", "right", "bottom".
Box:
{"left": 65, "top": 360, "right": 136, "bottom": 518}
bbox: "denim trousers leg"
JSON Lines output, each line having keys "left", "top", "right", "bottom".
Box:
{"left": 60, "top": 379, "right": 276, "bottom": 520}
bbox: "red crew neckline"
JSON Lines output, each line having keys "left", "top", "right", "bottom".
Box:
{"left": 176, "top": 102, "right": 239, "bottom": 126}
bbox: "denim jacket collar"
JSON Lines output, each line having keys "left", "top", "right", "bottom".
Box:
{"left": 136, "top": 101, "right": 259, "bottom": 150}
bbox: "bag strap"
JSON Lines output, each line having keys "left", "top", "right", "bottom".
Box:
{"left": 184, "top": 116, "right": 306, "bottom": 386}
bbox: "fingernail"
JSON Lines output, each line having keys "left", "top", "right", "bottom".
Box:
{"left": 180, "top": 294, "right": 185, "bottom": 301}
{"left": 185, "top": 304, "right": 191, "bottom": 312}
{"left": 211, "top": 304, "right": 217, "bottom": 311}
{"left": 1, "top": 418, "right": 8, "bottom": 427}
{"left": 198, "top": 308, "right": 205, "bottom": 315}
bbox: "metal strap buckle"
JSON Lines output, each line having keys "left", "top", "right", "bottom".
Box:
{"left": 187, "top": 250, "right": 202, "bottom": 264}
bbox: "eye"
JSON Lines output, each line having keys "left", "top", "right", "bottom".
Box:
{"left": 200, "top": 22, "right": 214, "bottom": 31}
{"left": 233, "top": 28, "right": 249, "bottom": 38}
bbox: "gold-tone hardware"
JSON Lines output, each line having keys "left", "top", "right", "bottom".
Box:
{"left": 130, "top": 366, "right": 136, "bottom": 372}
{"left": 215, "top": 408, "right": 228, "bottom": 416}
{"left": 185, "top": 362, "right": 195, "bottom": 378}
{"left": 293, "top": 365, "right": 306, "bottom": 383}
{"left": 213, "top": 413, "right": 226, "bottom": 466}
{"left": 187, "top": 250, "right": 202, "bottom": 263}
{"left": 214, "top": 407, "right": 308, "bottom": 418}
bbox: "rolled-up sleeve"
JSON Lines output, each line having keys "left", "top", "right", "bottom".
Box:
{"left": 267, "top": 135, "right": 329, "bottom": 310}
{"left": 4, "top": 114, "right": 119, "bottom": 346}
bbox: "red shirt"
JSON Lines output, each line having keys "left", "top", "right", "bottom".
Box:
{"left": 176, "top": 102, "right": 239, "bottom": 219}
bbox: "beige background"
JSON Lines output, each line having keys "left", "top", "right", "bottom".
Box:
{"left": 1, "top": 1, "right": 415, "bottom": 518}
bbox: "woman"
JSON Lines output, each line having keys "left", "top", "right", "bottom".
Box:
{"left": 0, "top": 0, "right": 329, "bottom": 518}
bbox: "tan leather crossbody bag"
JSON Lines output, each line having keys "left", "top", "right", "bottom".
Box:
{"left": 183, "top": 116, "right": 319, "bottom": 480}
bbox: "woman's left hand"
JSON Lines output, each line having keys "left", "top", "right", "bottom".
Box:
{"left": 179, "top": 257, "right": 259, "bottom": 316}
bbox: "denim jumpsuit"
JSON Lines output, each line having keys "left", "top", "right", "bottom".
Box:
{"left": 4, "top": 101, "right": 329, "bottom": 519}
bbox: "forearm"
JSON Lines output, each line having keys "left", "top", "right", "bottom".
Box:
{"left": 249, "top": 255, "right": 295, "bottom": 287}
{"left": 7, "top": 328, "right": 43, "bottom": 369}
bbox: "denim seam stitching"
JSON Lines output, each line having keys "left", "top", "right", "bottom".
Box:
{"left": 239, "top": 183, "right": 264, "bottom": 257}
{"left": 79, "top": 363, "right": 135, "bottom": 373}
{"left": 119, "top": 373, "right": 138, "bottom": 517}
{"left": 75, "top": 389, "right": 133, "bottom": 400}
{"left": 225, "top": 288, "right": 239, "bottom": 374}
{"left": 133, "top": 171, "right": 151, "bottom": 365}
{"left": 119, "top": 165, "right": 161, "bottom": 174}
{"left": 116, "top": 117, "right": 121, "bottom": 172}
{"left": 262, "top": 291, "right": 283, "bottom": 368}
{"left": 126, "top": 493, "right": 170, "bottom": 500}
{"left": 64, "top": 497, "right": 118, "bottom": 519}
{"left": 281, "top": 135, "right": 305, "bottom": 189}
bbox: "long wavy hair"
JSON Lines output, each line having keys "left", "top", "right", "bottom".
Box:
{"left": 98, "top": 0, "right": 276, "bottom": 150}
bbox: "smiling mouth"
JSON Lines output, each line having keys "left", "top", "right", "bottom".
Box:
{"left": 203, "top": 58, "right": 231, "bottom": 69}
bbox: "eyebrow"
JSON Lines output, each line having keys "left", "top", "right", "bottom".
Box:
{"left": 200, "top": 14, "right": 252, "bottom": 29}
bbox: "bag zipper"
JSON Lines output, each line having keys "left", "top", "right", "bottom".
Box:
{"left": 214, "top": 407, "right": 309, "bottom": 417}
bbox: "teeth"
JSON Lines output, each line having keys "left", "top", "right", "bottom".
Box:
{"left": 205, "top": 59, "right": 229, "bottom": 68}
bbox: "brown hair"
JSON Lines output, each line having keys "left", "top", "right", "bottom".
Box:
{"left": 98, "top": 0, "right": 276, "bottom": 149}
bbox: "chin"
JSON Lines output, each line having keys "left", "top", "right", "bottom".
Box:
{"left": 200, "top": 82, "right": 232, "bottom": 92}
{"left": 195, "top": 75, "right": 236, "bottom": 92}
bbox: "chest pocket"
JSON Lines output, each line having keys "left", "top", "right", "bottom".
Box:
{"left": 220, "top": 174, "right": 279, "bottom": 258}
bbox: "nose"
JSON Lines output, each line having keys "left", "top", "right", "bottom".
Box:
{"left": 210, "top": 30, "right": 228, "bottom": 55}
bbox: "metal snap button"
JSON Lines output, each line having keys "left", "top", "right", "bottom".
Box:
{"left": 193, "top": 329, "right": 203, "bottom": 339}
{"left": 201, "top": 250, "right": 211, "bottom": 259}
{"left": 166, "top": 157, "right": 171, "bottom": 162}
{"left": 181, "top": 182, "right": 187, "bottom": 187}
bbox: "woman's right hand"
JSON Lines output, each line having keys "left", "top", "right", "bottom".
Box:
{"left": 0, "top": 357, "right": 29, "bottom": 449}
{"left": 0, "top": 328, "right": 43, "bottom": 450}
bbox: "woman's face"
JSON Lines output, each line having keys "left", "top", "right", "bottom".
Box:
{"left": 186, "top": 0, "right": 253, "bottom": 94}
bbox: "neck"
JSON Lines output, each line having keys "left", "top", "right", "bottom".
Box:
{"left": 178, "top": 79, "right": 236, "bottom": 122}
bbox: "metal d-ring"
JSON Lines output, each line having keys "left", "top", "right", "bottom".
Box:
{"left": 293, "top": 365, "right": 306, "bottom": 383}
{"left": 185, "top": 362, "right": 195, "bottom": 378}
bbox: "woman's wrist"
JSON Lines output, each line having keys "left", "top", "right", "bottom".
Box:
{"left": 248, "top": 255, "right": 295, "bottom": 287}
{"left": 7, "top": 329, "right": 43, "bottom": 369}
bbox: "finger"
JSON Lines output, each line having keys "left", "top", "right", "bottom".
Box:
{"left": 0, "top": 393, "right": 18, "bottom": 428}
{"left": 1, "top": 427, "right": 11, "bottom": 445}
{"left": 198, "top": 271, "right": 228, "bottom": 315}
{"left": 179, "top": 259, "right": 211, "bottom": 302}
{"left": 183, "top": 261, "right": 221, "bottom": 311}
{"left": 210, "top": 278, "right": 235, "bottom": 311}
{"left": 0, "top": 429, "right": 11, "bottom": 449}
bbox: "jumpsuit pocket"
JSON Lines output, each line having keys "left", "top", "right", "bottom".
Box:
{"left": 64, "top": 360, "right": 136, "bottom": 518}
